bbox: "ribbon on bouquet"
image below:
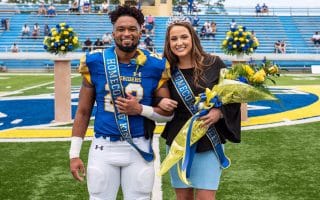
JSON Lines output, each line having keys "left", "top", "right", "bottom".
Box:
{"left": 178, "top": 90, "right": 231, "bottom": 185}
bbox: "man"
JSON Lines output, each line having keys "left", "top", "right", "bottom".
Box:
{"left": 69, "top": 5, "right": 174, "bottom": 200}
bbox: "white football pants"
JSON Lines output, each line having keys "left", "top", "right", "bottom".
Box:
{"left": 87, "top": 137, "right": 154, "bottom": 200}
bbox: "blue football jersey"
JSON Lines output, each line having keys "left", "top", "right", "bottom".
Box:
{"left": 79, "top": 48, "right": 169, "bottom": 138}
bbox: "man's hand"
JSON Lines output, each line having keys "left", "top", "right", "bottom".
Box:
{"left": 115, "top": 92, "right": 142, "bottom": 115}
{"left": 70, "top": 157, "right": 86, "bottom": 182}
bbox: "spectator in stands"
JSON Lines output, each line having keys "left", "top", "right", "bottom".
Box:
{"left": 192, "top": 15, "right": 200, "bottom": 27}
{"left": 33, "top": 23, "right": 40, "bottom": 35}
{"left": 32, "top": 23, "right": 40, "bottom": 38}
{"left": 102, "top": 32, "right": 112, "bottom": 46}
{"left": 94, "top": 38, "right": 104, "bottom": 50}
{"left": 21, "top": 24, "right": 30, "bottom": 37}
{"left": 211, "top": 21, "right": 217, "bottom": 35}
{"left": 187, "top": 0, "right": 193, "bottom": 15}
{"left": 230, "top": 18, "right": 237, "bottom": 29}
{"left": 177, "top": 3, "right": 183, "bottom": 15}
{"left": 101, "top": 1, "right": 109, "bottom": 13}
{"left": 141, "top": 22, "right": 146, "bottom": 35}
{"left": 1, "top": 18, "right": 9, "bottom": 31}
{"left": 47, "top": 4, "right": 57, "bottom": 16}
{"left": 146, "top": 14, "right": 155, "bottom": 26}
{"left": 311, "top": 31, "right": 320, "bottom": 47}
{"left": 145, "top": 22, "right": 154, "bottom": 35}
{"left": 82, "top": 37, "right": 92, "bottom": 52}
{"left": 274, "top": 40, "right": 281, "bottom": 53}
{"left": 144, "top": 34, "right": 154, "bottom": 52}
{"left": 44, "top": 24, "right": 50, "bottom": 36}
{"left": 69, "top": 0, "right": 79, "bottom": 13}
{"left": 199, "top": 25, "right": 207, "bottom": 39}
{"left": 280, "top": 40, "right": 286, "bottom": 53}
{"left": 262, "top": 3, "right": 269, "bottom": 14}
{"left": 38, "top": 2, "right": 47, "bottom": 16}
{"left": 82, "top": 1, "right": 91, "bottom": 13}
{"left": 11, "top": 43, "right": 19, "bottom": 53}
{"left": 255, "top": 3, "right": 261, "bottom": 16}
{"left": 205, "top": 23, "right": 215, "bottom": 39}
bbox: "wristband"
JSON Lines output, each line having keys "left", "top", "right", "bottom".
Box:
{"left": 69, "top": 136, "right": 83, "bottom": 159}
{"left": 141, "top": 104, "right": 174, "bottom": 123}
{"left": 141, "top": 105, "right": 154, "bottom": 118}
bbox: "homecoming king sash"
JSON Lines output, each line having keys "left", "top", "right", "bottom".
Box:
{"left": 171, "top": 67, "right": 230, "bottom": 182}
{"left": 103, "top": 47, "right": 154, "bottom": 162}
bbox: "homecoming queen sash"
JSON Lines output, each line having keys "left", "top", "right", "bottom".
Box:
{"left": 171, "top": 67, "right": 230, "bottom": 178}
{"left": 103, "top": 47, "right": 154, "bottom": 162}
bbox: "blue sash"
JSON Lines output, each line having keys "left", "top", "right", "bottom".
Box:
{"left": 171, "top": 67, "right": 230, "bottom": 176}
{"left": 102, "top": 47, "right": 154, "bottom": 162}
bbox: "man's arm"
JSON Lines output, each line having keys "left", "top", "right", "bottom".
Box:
{"left": 115, "top": 85, "right": 176, "bottom": 123}
{"left": 69, "top": 79, "right": 95, "bottom": 181}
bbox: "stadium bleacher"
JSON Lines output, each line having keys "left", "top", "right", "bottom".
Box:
{"left": 0, "top": 4, "right": 320, "bottom": 71}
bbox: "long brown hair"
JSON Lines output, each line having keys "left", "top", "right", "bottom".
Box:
{"left": 163, "top": 21, "right": 216, "bottom": 88}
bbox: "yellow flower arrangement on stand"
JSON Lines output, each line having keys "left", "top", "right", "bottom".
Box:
{"left": 221, "top": 25, "right": 259, "bottom": 56}
{"left": 42, "top": 23, "right": 80, "bottom": 123}
{"left": 43, "top": 23, "right": 80, "bottom": 55}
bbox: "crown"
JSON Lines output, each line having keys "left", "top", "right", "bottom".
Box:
{"left": 166, "top": 15, "right": 192, "bottom": 27}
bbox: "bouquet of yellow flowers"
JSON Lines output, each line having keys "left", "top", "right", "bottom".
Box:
{"left": 221, "top": 25, "right": 259, "bottom": 55}
{"left": 225, "top": 61, "right": 279, "bottom": 93}
{"left": 159, "top": 67, "right": 278, "bottom": 185}
{"left": 43, "top": 23, "right": 80, "bottom": 55}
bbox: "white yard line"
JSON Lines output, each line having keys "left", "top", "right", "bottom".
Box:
{"left": 0, "top": 74, "right": 80, "bottom": 97}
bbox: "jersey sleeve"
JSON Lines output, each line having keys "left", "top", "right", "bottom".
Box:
{"left": 157, "top": 59, "right": 171, "bottom": 89}
{"left": 78, "top": 54, "right": 93, "bottom": 85}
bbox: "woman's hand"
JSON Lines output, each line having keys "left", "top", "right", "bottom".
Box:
{"left": 199, "top": 108, "right": 222, "bottom": 127}
{"left": 158, "top": 97, "right": 178, "bottom": 112}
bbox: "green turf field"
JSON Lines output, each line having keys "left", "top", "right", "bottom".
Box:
{"left": 0, "top": 73, "right": 320, "bottom": 200}
{"left": 1, "top": 122, "right": 320, "bottom": 200}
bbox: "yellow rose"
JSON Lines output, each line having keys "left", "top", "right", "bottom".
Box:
{"left": 268, "top": 65, "right": 279, "bottom": 74}
{"left": 242, "top": 65, "right": 255, "bottom": 76}
{"left": 222, "top": 40, "right": 228, "bottom": 45}
{"left": 72, "top": 37, "right": 78, "bottom": 44}
{"left": 52, "top": 31, "right": 57, "bottom": 36}
{"left": 68, "top": 28, "right": 73, "bottom": 32}
{"left": 233, "top": 44, "right": 237, "bottom": 49}
{"left": 239, "top": 37, "right": 244, "bottom": 42}
{"left": 251, "top": 69, "right": 266, "bottom": 83}
{"left": 61, "top": 46, "right": 65, "bottom": 50}
{"left": 227, "top": 31, "right": 232, "bottom": 36}
{"left": 50, "top": 28, "right": 56, "bottom": 32}
{"left": 60, "top": 22, "right": 66, "bottom": 27}
{"left": 65, "top": 39, "right": 69, "bottom": 43}
{"left": 234, "top": 31, "right": 239, "bottom": 36}
{"left": 64, "top": 31, "right": 69, "bottom": 35}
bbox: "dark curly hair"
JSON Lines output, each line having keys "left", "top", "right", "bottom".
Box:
{"left": 109, "top": 5, "right": 145, "bottom": 26}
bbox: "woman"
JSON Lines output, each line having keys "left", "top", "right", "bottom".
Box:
{"left": 160, "top": 21, "right": 241, "bottom": 200}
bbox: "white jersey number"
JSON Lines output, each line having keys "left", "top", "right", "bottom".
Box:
{"left": 104, "top": 83, "right": 143, "bottom": 112}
